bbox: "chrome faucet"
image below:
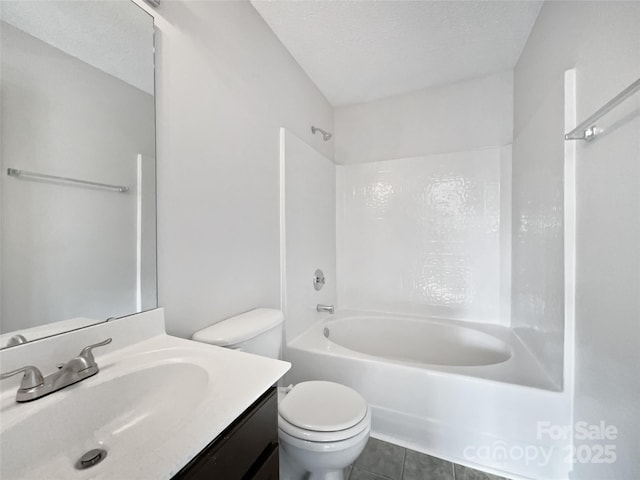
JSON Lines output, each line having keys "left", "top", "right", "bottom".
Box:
{"left": 0, "top": 338, "right": 112, "bottom": 402}
{"left": 316, "top": 304, "right": 335, "bottom": 314}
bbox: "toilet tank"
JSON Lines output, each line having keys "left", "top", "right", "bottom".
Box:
{"left": 191, "top": 308, "right": 284, "bottom": 359}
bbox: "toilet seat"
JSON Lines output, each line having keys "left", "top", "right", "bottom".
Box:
{"left": 278, "top": 418, "right": 371, "bottom": 452}
{"left": 278, "top": 381, "right": 370, "bottom": 442}
{"left": 279, "top": 408, "right": 371, "bottom": 442}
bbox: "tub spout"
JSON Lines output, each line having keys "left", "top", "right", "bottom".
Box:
{"left": 316, "top": 304, "right": 335, "bottom": 314}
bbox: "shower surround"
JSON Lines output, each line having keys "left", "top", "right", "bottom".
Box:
{"left": 336, "top": 147, "right": 511, "bottom": 325}
{"left": 281, "top": 113, "right": 569, "bottom": 479}
{"left": 280, "top": 67, "right": 572, "bottom": 480}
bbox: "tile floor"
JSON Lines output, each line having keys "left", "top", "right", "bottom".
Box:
{"left": 346, "top": 438, "right": 507, "bottom": 480}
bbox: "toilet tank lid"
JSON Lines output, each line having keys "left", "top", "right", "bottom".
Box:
{"left": 191, "top": 308, "right": 284, "bottom": 346}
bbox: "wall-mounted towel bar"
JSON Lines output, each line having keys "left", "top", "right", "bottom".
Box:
{"left": 6, "top": 168, "right": 129, "bottom": 193}
{"left": 565, "top": 77, "right": 640, "bottom": 141}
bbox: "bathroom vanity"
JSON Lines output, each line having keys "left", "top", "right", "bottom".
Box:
{"left": 0, "top": 309, "right": 290, "bottom": 479}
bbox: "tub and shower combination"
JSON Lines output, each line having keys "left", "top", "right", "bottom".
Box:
{"left": 285, "top": 311, "right": 572, "bottom": 480}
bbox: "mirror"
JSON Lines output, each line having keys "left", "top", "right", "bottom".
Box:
{"left": 0, "top": 1, "right": 156, "bottom": 348}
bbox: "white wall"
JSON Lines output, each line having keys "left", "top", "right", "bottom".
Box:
{"left": 136, "top": 1, "right": 334, "bottom": 337}
{"left": 336, "top": 148, "right": 507, "bottom": 324}
{"left": 0, "top": 23, "right": 155, "bottom": 332}
{"left": 281, "top": 129, "right": 336, "bottom": 343}
{"left": 334, "top": 70, "right": 513, "bottom": 164}
{"left": 514, "top": 1, "right": 640, "bottom": 477}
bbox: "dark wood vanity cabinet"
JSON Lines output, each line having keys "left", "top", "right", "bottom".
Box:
{"left": 173, "top": 387, "right": 279, "bottom": 480}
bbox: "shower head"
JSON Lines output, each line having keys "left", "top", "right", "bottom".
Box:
{"left": 311, "top": 126, "right": 332, "bottom": 141}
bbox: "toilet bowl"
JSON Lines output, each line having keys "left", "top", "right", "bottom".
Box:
{"left": 277, "top": 381, "right": 371, "bottom": 480}
{"left": 279, "top": 425, "right": 370, "bottom": 480}
{"left": 191, "top": 309, "right": 371, "bottom": 480}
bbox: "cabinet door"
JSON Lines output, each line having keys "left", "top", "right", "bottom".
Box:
{"left": 173, "top": 388, "right": 278, "bottom": 480}
{"left": 244, "top": 444, "right": 279, "bottom": 480}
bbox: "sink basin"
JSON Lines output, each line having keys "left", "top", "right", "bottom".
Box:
{"left": 1, "top": 359, "right": 209, "bottom": 479}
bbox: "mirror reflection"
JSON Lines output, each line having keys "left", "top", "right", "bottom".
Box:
{"left": 0, "top": 1, "right": 156, "bottom": 348}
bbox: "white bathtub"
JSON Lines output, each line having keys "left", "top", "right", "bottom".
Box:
{"left": 284, "top": 311, "right": 572, "bottom": 480}
{"left": 323, "top": 315, "right": 512, "bottom": 367}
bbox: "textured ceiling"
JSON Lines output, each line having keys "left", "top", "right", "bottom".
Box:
{"left": 1, "top": 1, "right": 154, "bottom": 94}
{"left": 251, "top": 0, "right": 542, "bottom": 106}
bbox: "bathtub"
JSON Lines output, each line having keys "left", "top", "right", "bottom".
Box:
{"left": 323, "top": 315, "right": 512, "bottom": 367}
{"left": 284, "top": 311, "right": 572, "bottom": 480}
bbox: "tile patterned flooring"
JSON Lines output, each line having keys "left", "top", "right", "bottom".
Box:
{"left": 346, "top": 438, "right": 507, "bottom": 480}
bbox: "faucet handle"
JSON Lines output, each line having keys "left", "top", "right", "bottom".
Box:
{"left": 6, "top": 334, "right": 27, "bottom": 347}
{"left": 77, "top": 338, "right": 112, "bottom": 368}
{"left": 0, "top": 365, "right": 45, "bottom": 390}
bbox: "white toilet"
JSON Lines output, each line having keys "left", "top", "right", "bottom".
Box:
{"left": 192, "top": 309, "right": 370, "bottom": 480}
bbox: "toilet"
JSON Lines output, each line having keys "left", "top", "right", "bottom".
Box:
{"left": 192, "top": 308, "right": 370, "bottom": 480}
